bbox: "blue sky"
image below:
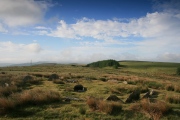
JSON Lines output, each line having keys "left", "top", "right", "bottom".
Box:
{"left": 0, "top": 0, "right": 180, "bottom": 64}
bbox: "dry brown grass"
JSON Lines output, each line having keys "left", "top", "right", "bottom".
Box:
{"left": 0, "top": 86, "right": 18, "bottom": 97}
{"left": 86, "top": 97, "right": 99, "bottom": 111}
{"left": 17, "top": 89, "right": 61, "bottom": 105}
{"left": 0, "top": 89, "right": 61, "bottom": 115}
{"left": 99, "top": 101, "right": 122, "bottom": 115}
{"left": 0, "top": 97, "right": 15, "bottom": 115}
{"left": 130, "top": 99, "right": 170, "bottom": 120}
{"left": 165, "top": 84, "right": 175, "bottom": 91}
{"left": 174, "top": 85, "right": 180, "bottom": 93}
{"left": 86, "top": 97, "right": 122, "bottom": 115}
{"left": 165, "top": 94, "right": 180, "bottom": 104}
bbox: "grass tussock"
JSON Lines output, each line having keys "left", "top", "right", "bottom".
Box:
{"left": 130, "top": 99, "right": 170, "bottom": 120}
{"left": 18, "top": 89, "right": 61, "bottom": 105}
{"left": 0, "top": 86, "right": 19, "bottom": 97}
{"left": 86, "top": 97, "right": 99, "bottom": 111}
{"left": 165, "top": 94, "right": 180, "bottom": 104}
{"left": 0, "top": 89, "right": 61, "bottom": 115}
{"left": 98, "top": 101, "right": 122, "bottom": 115}
{"left": 174, "top": 85, "right": 180, "bottom": 93}
{"left": 86, "top": 97, "right": 122, "bottom": 115}
{"left": 0, "top": 98, "right": 15, "bottom": 114}
{"left": 165, "top": 84, "right": 180, "bottom": 93}
{"left": 165, "top": 84, "right": 175, "bottom": 91}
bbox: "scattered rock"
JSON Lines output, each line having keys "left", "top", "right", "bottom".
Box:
{"left": 125, "top": 90, "right": 140, "bottom": 103}
{"left": 123, "top": 81, "right": 128, "bottom": 84}
{"left": 142, "top": 91, "right": 150, "bottom": 99}
{"left": 5, "top": 83, "right": 9, "bottom": 87}
{"left": 74, "top": 84, "right": 87, "bottom": 92}
{"left": 64, "top": 98, "right": 71, "bottom": 103}
{"left": 66, "top": 79, "right": 78, "bottom": 83}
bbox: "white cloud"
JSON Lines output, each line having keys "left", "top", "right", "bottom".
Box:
{"left": 0, "top": 41, "right": 42, "bottom": 63}
{"left": 156, "top": 53, "right": 180, "bottom": 63}
{"left": 48, "top": 11, "right": 180, "bottom": 42}
{"left": 0, "top": 0, "right": 49, "bottom": 27}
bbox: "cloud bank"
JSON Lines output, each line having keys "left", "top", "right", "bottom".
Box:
{"left": 0, "top": 0, "right": 49, "bottom": 27}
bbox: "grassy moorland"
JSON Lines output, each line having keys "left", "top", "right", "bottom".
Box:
{"left": 0, "top": 61, "right": 180, "bottom": 120}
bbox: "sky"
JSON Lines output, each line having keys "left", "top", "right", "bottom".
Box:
{"left": 0, "top": 0, "right": 180, "bottom": 64}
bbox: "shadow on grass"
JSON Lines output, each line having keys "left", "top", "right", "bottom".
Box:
{"left": 164, "top": 109, "right": 180, "bottom": 119}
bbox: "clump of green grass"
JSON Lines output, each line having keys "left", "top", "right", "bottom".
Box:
{"left": 145, "top": 81, "right": 163, "bottom": 89}
{"left": 79, "top": 107, "right": 86, "bottom": 115}
{"left": 165, "top": 94, "right": 180, "bottom": 104}
{"left": 115, "top": 85, "right": 138, "bottom": 94}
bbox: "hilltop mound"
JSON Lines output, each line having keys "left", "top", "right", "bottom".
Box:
{"left": 86, "top": 59, "right": 120, "bottom": 68}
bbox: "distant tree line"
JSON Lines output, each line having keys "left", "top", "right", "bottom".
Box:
{"left": 86, "top": 59, "right": 120, "bottom": 68}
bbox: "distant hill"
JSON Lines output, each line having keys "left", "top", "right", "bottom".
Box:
{"left": 86, "top": 59, "right": 120, "bottom": 68}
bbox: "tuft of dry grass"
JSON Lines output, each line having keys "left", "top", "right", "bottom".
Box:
{"left": 86, "top": 97, "right": 99, "bottom": 111}
{"left": 0, "top": 86, "right": 18, "bottom": 97}
{"left": 165, "top": 84, "right": 174, "bottom": 91}
{"left": 17, "top": 89, "right": 61, "bottom": 105}
{"left": 130, "top": 99, "right": 170, "bottom": 120}
{"left": 0, "top": 89, "right": 61, "bottom": 115}
{"left": 165, "top": 94, "right": 180, "bottom": 104}
{"left": 0, "top": 97, "right": 15, "bottom": 115}
{"left": 174, "top": 85, "right": 180, "bottom": 93}
{"left": 99, "top": 101, "right": 122, "bottom": 115}
{"left": 86, "top": 97, "right": 122, "bottom": 115}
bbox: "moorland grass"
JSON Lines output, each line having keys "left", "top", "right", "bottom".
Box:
{"left": 0, "top": 61, "right": 179, "bottom": 119}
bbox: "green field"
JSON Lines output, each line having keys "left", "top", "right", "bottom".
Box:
{"left": 0, "top": 61, "right": 180, "bottom": 120}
